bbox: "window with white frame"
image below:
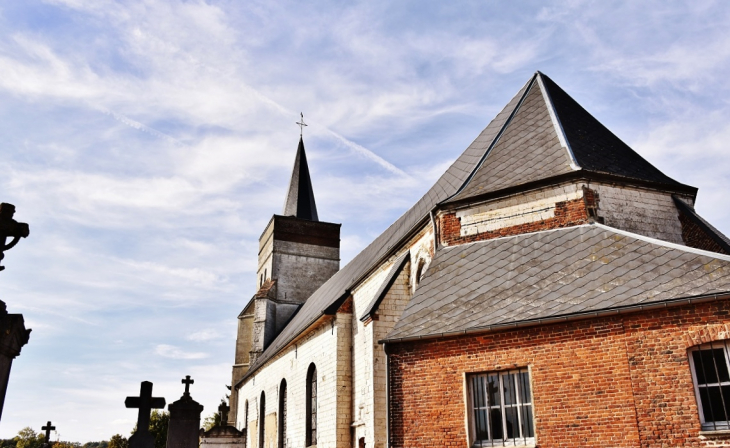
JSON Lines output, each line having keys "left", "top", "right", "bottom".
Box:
{"left": 467, "top": 368, "right": 534, "bottom": 447}
{"left": 689, "top": 341, "right": 730, "bottom": 430}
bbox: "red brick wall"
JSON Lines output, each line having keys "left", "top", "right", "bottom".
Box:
{"left": 678, "top": 212, "right": 729, "bottom": 255}
{"left": 387, "top": 299, "right": 730, "bottom": 447}
{"left": 441, "top": 195, "right": 594, "bottom": 246}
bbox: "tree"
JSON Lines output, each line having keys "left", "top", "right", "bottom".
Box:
{"left": 14, "top": 428, "right": 44, "bottom": 448}
{"left": 51, "top": 443, "right": 79, "bottom": 448}
{"left": 0, "top": 439, "right": 17, "bottom": 448}
{"left": 201, "top": 412, "right": 221, "bottom": 431}
{"left": 131, "top": 410, "right": 168, "bottom": 448}
{"left": 107, "top": 435, "right": 127, "bottom": 448}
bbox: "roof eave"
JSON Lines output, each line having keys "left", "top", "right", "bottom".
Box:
{"left": 380, "top": 291, "right": 730, "bottom": 345}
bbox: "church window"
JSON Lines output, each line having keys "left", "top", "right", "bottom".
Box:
{"left": 415, "top": 257, "right": 429, "bottom": 286}
{"left": 306, "top": 363, "right": 317, "bottom": 446}
{"left": 259, "top": 392, "right": 265, "bottom": 448}
{"left": 466, "top": 368, "right": 534, "bottom": 447}
{"left": 279, "top": 380, "right": 287, "bottom": 448}
{"left": 689, "top": 341, "right": 730, "bottom": 430}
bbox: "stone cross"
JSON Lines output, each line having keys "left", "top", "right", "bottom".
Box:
{"left": 126, "top": 381, "right": 165, "bottom": 448}
{"left": 218, "top": 401, "right": 229, "bottom": 426}
{"left": 42, "top": 421, "right": 55, "bottom": 444}
{"left": 181, "top": 375, "right": 193, "bottom": 396}
{"left": 0, "top": 203, "right": 30, "bottom": 272}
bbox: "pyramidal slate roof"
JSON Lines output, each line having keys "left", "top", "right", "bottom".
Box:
{"left": 447, "top": 72, "right": 689, "bottom": 203}
{"left": 241, "top": 72, "right": 695, "bottom": 382}
{"left": 282, "top": 138, "right": 319, "bottom": 221}
{"left": 385, "top": 224, "right": 730, "bottom": 342}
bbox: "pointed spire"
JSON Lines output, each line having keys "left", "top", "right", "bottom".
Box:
{"left": 282, "top": 137, "right": 319, "bottom": 221}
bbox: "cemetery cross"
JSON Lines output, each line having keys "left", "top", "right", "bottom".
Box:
{"left": 42, "top": 421, "right": 55, "bottom": 444}
{"left": 181, "top": 375, "right": 193, "bottom": 396}
{"left": 125, "top": 381, "right": 165, "bottom": 448}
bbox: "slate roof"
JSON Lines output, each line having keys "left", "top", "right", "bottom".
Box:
{"left": 239, "top": 74, "right": 535, "bottom": 382}
{"left": 282, "top": 138, "right": 319, "bottom": 221}
{"left": 384, "top": 224, "right": 730, "bottom": 342}
{"left": 359, "top": 251, "right": 410, "bottom": 322}
{"left": 673, "top": 196, "right": 730, "bottom": 254}
{"left": 240, "top": 72, "right": 698, "bottom": 382}
{"left": 447, "top": 72, "right": 688, "bottom": 203}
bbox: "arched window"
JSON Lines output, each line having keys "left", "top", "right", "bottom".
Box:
{"left": 259, "top": 392, "right": 265, "bottom": 448}
{"left": 306, "top": 364, "right": 317, "bottom": 446}
{"left": 278, "top": 380, "right": 287, "bottom": 448}
{"left": 415, "top": 258, "right": 428, "bottom": 286}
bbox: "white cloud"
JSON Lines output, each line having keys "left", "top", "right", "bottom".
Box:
{"left": 155, "top": 344, "right": 209, "bottom": 360}
{"left": 187, "top": 329, "right": 222, "bottom": 342}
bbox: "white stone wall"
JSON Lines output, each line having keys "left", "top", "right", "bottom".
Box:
{"left": 456, "top": 184, "right": 584, "bottom": 236}
{"left": 591, "top": 183, "right": 686, "bottom": 244}
{"left": 238, "top": 224, "right": 433, "bottom": 448}
{"left": 451, "top": 181, "right": 687, "bottom": 245}
{"left": 236, "top": 314, "right": 351, "bottom": 448}
{"left": 349, "top": 226, "right": 432, "bottom": 448}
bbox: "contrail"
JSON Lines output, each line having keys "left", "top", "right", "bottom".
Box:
{"left": 97, "top": 106, "right": 188, "bottom": 147}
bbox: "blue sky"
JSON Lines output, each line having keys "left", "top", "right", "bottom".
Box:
{"left": 1, "top": 0, "right": 729, "bottom": 441}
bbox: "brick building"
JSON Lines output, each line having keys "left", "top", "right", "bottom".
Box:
{"left": 228, "top": 72, "right": 730, "bottom": 448}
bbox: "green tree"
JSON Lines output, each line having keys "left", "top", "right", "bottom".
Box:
{"left": 14, "top": 428, "right": 44, "bottom": 448}
{"left": 201, "top": 412, "right": 221, "bottom": 431}
{"left": 149, "top": 410, "right": 168, "bottom": 448}
{"left": 107, "top": 435, "right": 127, "bottom": 448}
{"left": 131, "top": 411, "right": 168, "bottom": 448}
{"left": 0, "top": 439, "right": 18, "bottom": 448}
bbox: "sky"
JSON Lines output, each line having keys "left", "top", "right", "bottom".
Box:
{"left": 1, "top": 0, "right": 730, "bottom": 442}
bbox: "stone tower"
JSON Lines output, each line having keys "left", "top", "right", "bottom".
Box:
{"left": 229, "top": 137, "right": 340, "bottom": 425}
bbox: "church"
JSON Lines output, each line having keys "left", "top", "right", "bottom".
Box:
{"left": 226, "top": 72, "right": 730, "bottom": 447}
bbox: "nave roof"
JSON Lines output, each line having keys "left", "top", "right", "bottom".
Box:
{"left": 241, "top": 72, "right": 697, "bottom": 381}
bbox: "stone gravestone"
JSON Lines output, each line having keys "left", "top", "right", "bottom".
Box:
{"left": 166, "top": 375, "right": 203, "bottom": 448}
{"left": 199, "top": 400, "right": 245, "bottom": 448}
{"left": 126, "top": 381, "right": 166, "bottom": 448}
{"left": 42, "top": 421, "right": 55, "bottom": 448}
{"left": 0, "top": 203, "right": 31, "bottom": 421}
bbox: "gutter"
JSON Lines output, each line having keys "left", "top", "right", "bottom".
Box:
{"left": 380, "top": 292, "right": 730, "bottom": 344}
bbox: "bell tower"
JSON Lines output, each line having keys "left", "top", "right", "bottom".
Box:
{"left": 256, "top": 137, "right": 341, "bottom": 304}
{"left": 231, "top": 135, "right": 341, "bottom": 423}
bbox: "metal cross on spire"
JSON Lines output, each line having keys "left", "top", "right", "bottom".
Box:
{"left": 42, "top": 421, "right": 55, "bottom": 444}
{"left": 182, "top": 375, "right": 194, "bottom": 396}
{"left": 296, "top": 112, "right": 307, "bottom": 137}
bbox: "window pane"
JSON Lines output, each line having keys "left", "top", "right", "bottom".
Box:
{"left": 521, "top": 404, "right": 534, "bottom": 438}
{"left": 519, "top": 372, "right": 531, "bottom": 404}
{"left": 701, "top": 386, "right": 730, "bottom": 423}
{"left": 488, "top": 374, "right": 500, "bottom": 407}
{"left": 504, "top": 406, "right": 518, "bottom": 439}
{"left": 502, "top": 373, "right": 515, "bottom": 406}
{"left": 694, "top": 349, "right": 728, "bottom": 384}
{"left": 474, "top": 409, "right": 489, "bottom": 441}
{"left": 716, "top": 350, "right": 730, "bottom": 382}
{"left": 490, "top": 408, "right": 503, "bottom": 440}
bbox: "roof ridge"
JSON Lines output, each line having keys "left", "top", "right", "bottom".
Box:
{"left": 536, "top": 72, "right": 581, "bottom": 171}
{"left": 593, "top": 222, "right": 730, "bottom": 261}
{"left": 443, "top": 73, "right": 539, "bottom": 203}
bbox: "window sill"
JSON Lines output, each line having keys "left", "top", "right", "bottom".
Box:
{"left": 700, "top": 430, "right": 730, "bottom": 438}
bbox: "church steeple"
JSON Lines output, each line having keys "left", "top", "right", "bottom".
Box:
{"left": 282, "top": 137, "right": 319, "bottom": 221}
